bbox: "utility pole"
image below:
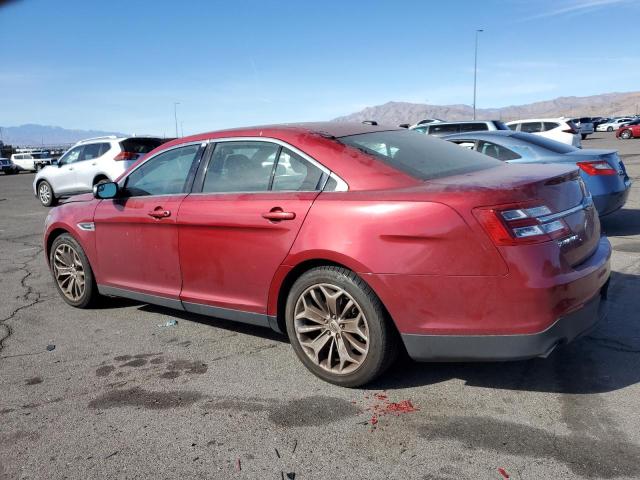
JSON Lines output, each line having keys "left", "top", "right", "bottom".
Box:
{"left": 173, "top": 102, "right": 180, "bottom": 138}
{"left": 473, "top": 29, "right": 484, "bottom": 120}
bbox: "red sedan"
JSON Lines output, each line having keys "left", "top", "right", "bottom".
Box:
{"left": 43, "top": 123, "right": 611, "bottom": 386}
{"left": 617, "top": 120, "right": 640, "bottom": 139}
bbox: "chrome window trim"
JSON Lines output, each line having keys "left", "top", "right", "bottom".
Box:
{"left": 537, "top": 195, "right": 594, "bottom": 223}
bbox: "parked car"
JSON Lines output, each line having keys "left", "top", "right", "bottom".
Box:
{"left": 506, "top": 118, "right": 581, "bottom": 147}
{"left": 0, "top": 157, "right": 18, "bottom": 175}
{"left": 616, "top": 119, "right": 640, "bottom": 139}
{"left": 33, "top": 136, "right": 167, "bottom": 207}
{"left": 442, "top": 131, "right": 631, "bottom": 216}
{"left": 591, "top": 117, "right": 610, "bottom": 130}
{"left": 570, "top": 117, "right": 595, "bottom": 140}
{"left": 410, "top": 120, "right": 510, "bottom": 136}
{"left": 11, "top": 151, "right": 55, "bottom": 172}
{"left": 596, "top": 118, "right": 634, "bottom": 132}
{"left": 43, "top": 122, "right": 610, "bottom": 387}
{"left": 412, "top": 118, "right": 445, "bottom": 127}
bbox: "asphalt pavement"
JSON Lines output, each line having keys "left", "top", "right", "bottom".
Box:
{"left": 1, "top": 132, "right": 639, "bottom": 480}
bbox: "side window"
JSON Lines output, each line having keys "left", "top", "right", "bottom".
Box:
{"left": 450, "top": 140, "right": 476, "bottom": 150}
{"left": 413, "top": 127, "right": 427, "bottom": 134}
{"left": 460, "top": 123, "right": 488, "bottom": 132}
{"left": 521, "top": 122, "right": 543, "bottom": 133}
{"left": 78, "top": 143, "right": 103, "bottom": 161}
{"left": 477, "top": 141, "right": 521, "bottom": 161}
{"left": 272, "top": 148, "right": 324, "bottom": 191}
{"left": 507, "top": 123, "right": 519, "bottom": 131}
{"left": 98, "top": 143, "right": 111, "bottom": 156}
{"left": 124, "top": 145, "right": 199, "bottom": 197}
{"left": 203, "top": 141, "right": 279, "bottom": 193}
{"left": 428, "top": 124, "right": 460, "bottom": 135}
{"left": 58, "top": 146, "right": 83, "bottom": 165}
{"left": 542, "top": 122, "right": 560, "bottom": 131}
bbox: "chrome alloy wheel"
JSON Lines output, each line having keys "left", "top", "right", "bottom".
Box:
{"left": 294, "top": 283, "right": 369, "bottom": 374}
{"left": 38, "top": 183, "right": 51, "bottom": 205}
{"left": 53, "top": 243, "right": 85, "bottom": 301}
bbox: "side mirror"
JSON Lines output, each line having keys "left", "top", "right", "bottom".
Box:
{"left": 93, "top": 182, "right": 118, "bottom": 199}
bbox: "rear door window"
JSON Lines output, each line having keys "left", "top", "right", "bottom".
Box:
{"left": 521, "top": 122, "right": 543, "bottom": 133}
{"left": 120, "top": 138, "right": 165, "bottom": 155}
{"left": 428, "top": 124, "right": 460, "bottom": 135}
{"left": 78, "top": 143, "right": 108, "bottom": 161}
{"left": 203, "top": 141, "right": 279, "bottom": 193}
{"left": 460, "top": 123, "right": 488, "bottom": 132}
{"left": 542, "top": 122, "right": 560, "bottom": 131}
{"left": 272, "top": 148, "right": 324, "bottom": 191}
{"left": 507, "top": 123, "right": 519, "bottom": 131}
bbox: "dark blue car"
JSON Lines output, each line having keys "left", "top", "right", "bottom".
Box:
{"left": 442, "top": 131, "right": 631, "bottom": 216}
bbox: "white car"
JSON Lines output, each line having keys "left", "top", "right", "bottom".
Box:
{"left": 570, "top": 117, "right": 595, "bottom": 139}
{"left": 33, "top": 136, "right": 166, "bottom": 206}
{"left": 11, "top": 152, "right": 55, "bottom": 172}
{"left": 596, "top": 118, "right": 634, "bottom": 132}
{"left": 506, "top": 118, "right": 581, "bottom": 147}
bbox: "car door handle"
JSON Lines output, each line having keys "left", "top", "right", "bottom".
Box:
{"left": 148, "top": 208, "right": 171, "bottom": 219}
{"left": 262, "top": 208, "right": 296, "bottom": 221}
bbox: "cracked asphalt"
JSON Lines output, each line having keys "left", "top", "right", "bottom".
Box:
{"left": 1, "top": 133, "right": 639, "bottom": 480}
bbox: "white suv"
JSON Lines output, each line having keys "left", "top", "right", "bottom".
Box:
{"left": 33, "top": 136, "right": 166, "bottom": 206}
{"left": 506, "top": 118, "right": 581, "bottom": 147}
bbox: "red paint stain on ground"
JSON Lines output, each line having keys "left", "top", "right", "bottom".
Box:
{"left": 364, "top": 392, "right": 419, "bottom": 429}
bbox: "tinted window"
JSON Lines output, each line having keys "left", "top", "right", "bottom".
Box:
{"left": 511, "top": 132, "right": 576, "bottom": 154}
{"left": 272, "top": 148, "right": 324, "bottom": 191}
{"left": 79, "top": 143, "right": 108, "bottom": 161}
{"left": 120, "top": 138, "right": 165, "bottom": 154}
{"left": 412, "top": 127, "right": 428, "bottom": 134}
{"left": 543, "top": 122, "right": 560, "bottom": 131}
{"left": 203, "top": 141, "right": 279, "bottom": 193}
{"left": 507, "top": 123, "right": 518, "bottom": 131}
{"left": 58, "top": 146, "right": 83, "bottom": 165}
{"left": 476, "top": 140, "right": 521, "bottom": 161}
{"left": 339, "top": 130, "right": 500, "bottom": 181}
{"left": 124, "top": 145, "right": 198, "bottom": 196}
{"left": 494, "top": 121, "right": 511, "bottom": 131}
{"left": 428, "top": 124, "right": 460, "bottom": 135}
{"left": 460, "top": 123, "right": 488, "bottom": 132}
{"left": 521, "top": 122, "right": 543, "bottom": 133}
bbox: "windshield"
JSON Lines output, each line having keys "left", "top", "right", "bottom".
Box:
{"left": 338, "top": 130, "right": 501, "bottom": 181}
{"left": 511, "top": 132, "right": 577, "bottom": 154}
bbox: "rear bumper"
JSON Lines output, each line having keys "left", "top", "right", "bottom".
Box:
{"left": 593, "top": 182, "right": 631, "bottom": 216}
{"left": 401, "top": 285, "right": 607, "bottom": 361}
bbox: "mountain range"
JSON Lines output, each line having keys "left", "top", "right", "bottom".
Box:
{"left": 333, "top": 91, "right": 640, "bottom": 126}
{"left": 0, "top": 124, "right": 128, "bottom": 147}
{"left": 3, "top": 91, "right": 640, "bottom": 145}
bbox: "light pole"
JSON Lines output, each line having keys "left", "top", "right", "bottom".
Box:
{"left": 173, "top": 102, "right": 181, "bottom": 137}
{"left": 473, "top": 29, "right": 483, "bottom": 120}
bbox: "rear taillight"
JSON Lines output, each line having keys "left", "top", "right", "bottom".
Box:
{"left": 113, "top": 151, "right": 137, "bottom": 161}
{"left": 473, "top": 204, "right": 570, "bottom": 246}
{"left": 576, "top": 161, "right": 617, "bottom": 176}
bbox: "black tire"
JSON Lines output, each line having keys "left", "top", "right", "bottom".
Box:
{"left": 93, "top": 176, "right": 110, "bottom": 186}
{"left": 49, "top": 233, "right": 99, "bottom": 308}
{"left": 607, "top": 126, "right": 614, "bottom": 132}
{"left": 285, "top": 266, "right": 398, "bottom": 387}
{"left": 581, "top": 134, "right": 587, "bottom": 140}
{"left": 37, "top": 180, "right": 57, "bottom": 207}
{"left": 621, "top": 129, "right": 632, "bottom": 140}
{"left": 5, "top": 167, "right": 18, "bottom": 175}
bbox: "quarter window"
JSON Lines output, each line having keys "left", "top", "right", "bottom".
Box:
{"left": 476, "top": 140, "right": 521, "bottom": 161}
{"left": 542, "top": 122, "right": 560, "bottom": 131}
{"left": 124, "top": 144, "right": 199, "bottom": 197}
{"left": 272, "top": 148, "right": 324, "bottom": 191}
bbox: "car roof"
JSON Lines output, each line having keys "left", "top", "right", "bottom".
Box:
{"left": 506, "top": 118, "right": 566, "bottom": 123}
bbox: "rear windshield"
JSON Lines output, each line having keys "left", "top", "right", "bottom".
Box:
{"left": 511, "top": 132, "right": 576, "bottom": 154}
{"left": 120, "top": 138, "right": 166, "bottom": 154}
{"left": 338, "top": 130, "right": 501, "bottom": 181}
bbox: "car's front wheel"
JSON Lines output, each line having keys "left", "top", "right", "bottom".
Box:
{"left": 607, "top": 126, "right": 614, "bottom": 132}
{"left": 37, "top": 180, "right": 56, "bottom": 207}
{"left": 49, "top": 233, "right": 99, "bottom": 308}
{"left": 621, "top": 129, "right": 632, "bottom": 139}
{"left": 581, "top": 134, "right": 587, "bottom": 140}
{"left": 285, "top": 266, "right": 398, "bottom": 387}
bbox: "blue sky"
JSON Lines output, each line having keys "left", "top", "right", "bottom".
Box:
{"left": 1, "top": 0, "right": 638, "bottom": 135}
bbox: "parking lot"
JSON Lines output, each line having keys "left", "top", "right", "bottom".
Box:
{"left": 0, "top": 132, "right": 639, "bottom": 479}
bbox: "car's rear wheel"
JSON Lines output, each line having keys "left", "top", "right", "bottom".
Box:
{"left": 607, "top": 126, "right": 614, "bottom": 132}
{"left": 285, "top": 266, "right": 398, "bottom": 387}
{"left": 49, "top": 233, "right": 99, "bottom": 308}
{"left": 621, "top": 129, "right": 632, "bottom": 139}
{"left": 37, "top": 180, "right": 56, "bottom": 207}
{"left": 581, "top": 134, "right": 587, "bottom": 140}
